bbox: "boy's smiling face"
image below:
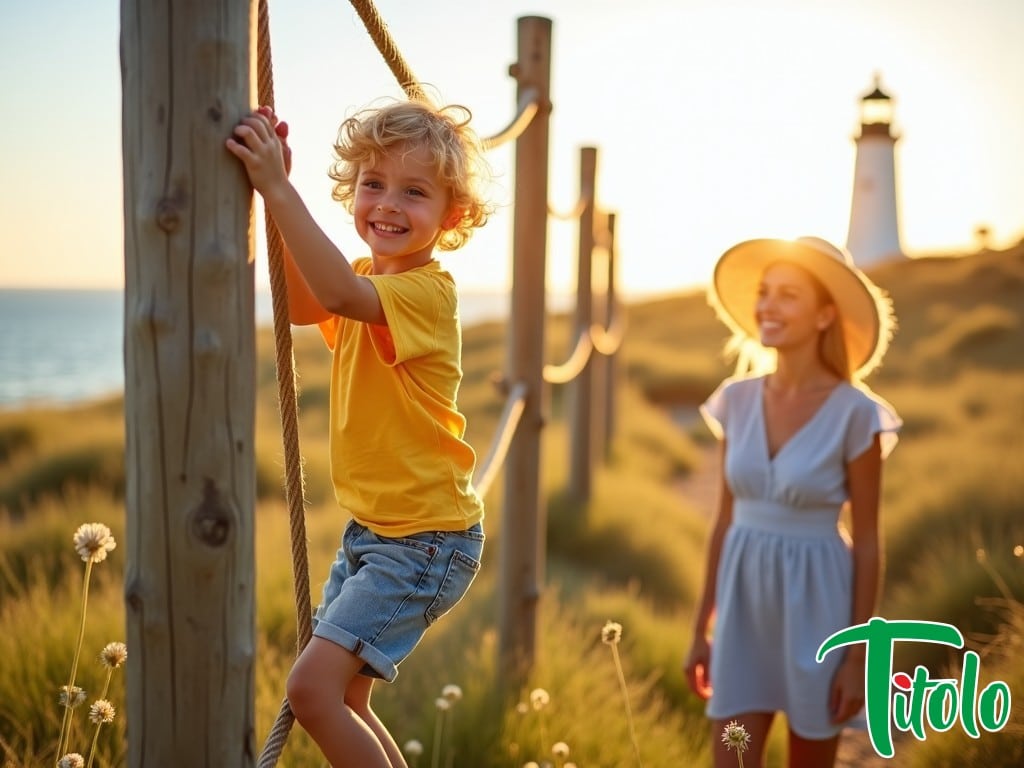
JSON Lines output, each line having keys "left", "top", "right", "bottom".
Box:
{"left": 353, "top": 142, "right": 456, "bottom": 274}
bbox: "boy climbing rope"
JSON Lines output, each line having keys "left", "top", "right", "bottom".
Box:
{"left": 227, "top": 99, "right": 492, "bottom": 767}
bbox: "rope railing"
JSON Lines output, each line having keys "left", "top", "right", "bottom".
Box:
{"left": 589, "top": 308, "right": 627, "bottom": 357}
{"left": 483, "top": 87, "right": 541, "bottom": 149}
{"left": 543, "top": 328, "right": 594, "bottom": 384}
{"left": 542, "top": 310, "right": 625, "bottom": 385}
{"left": 548, "top": 189, "right": 592, "bottom": 221}
{"left": 472, "top": 381, "right": 529, "bottom": 497}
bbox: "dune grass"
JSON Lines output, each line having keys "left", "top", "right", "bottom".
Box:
{"left": 1, "top": 242, "right": 1022, "bottom": 765}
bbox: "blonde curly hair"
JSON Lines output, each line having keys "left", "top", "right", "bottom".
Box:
{"left": 328, "top": 100, "right": 492, "bottom": 251}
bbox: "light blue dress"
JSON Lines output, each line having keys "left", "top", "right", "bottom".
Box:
{"left": 700, "top": 375, "right": 900, "bottom": 739}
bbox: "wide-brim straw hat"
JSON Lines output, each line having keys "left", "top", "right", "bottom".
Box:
{"left": 709, "top": 236, "right": 895, "bottom": 379}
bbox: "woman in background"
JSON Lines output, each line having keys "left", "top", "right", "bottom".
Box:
{"left": 683, "top": 236, "right": 901, "bottom": 767}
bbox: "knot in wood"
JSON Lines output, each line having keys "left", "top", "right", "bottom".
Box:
{"left": 124, "top": 576, "right": 145, "bottom": 614}
{"left": 156, "top": 197, "right": 180, "bottom": 232}
{"left": 190, "top": 478, "right": 233, "bottom": 547}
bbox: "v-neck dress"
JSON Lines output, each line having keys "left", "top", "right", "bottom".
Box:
{"left": 699, "top": 375, "right": 900, "bottom": 738}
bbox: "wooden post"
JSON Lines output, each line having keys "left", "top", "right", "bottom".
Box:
{"left": 600, "top": 213, "right": 619, "bottom": 458}
{"left": 121, "top": 1, "right": 256, "bottom": 765}
{"left": 567, "top": 147, "right": 597, "bottom": 504}
{"left": 500, "top": 15, "right": 552, "bottom": 687}
{"left": 590, "top": 215, "right": 608, "bottom": 466}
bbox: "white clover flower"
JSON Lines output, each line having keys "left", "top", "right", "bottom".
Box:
{"left": 88, "top": 699, "right": 116, "bottom": 724}
{"left": 515, "top": 701, "right": 530, "bottom": 716}
{"left": 58, "top": 754, "right": 85, "bottom": 768}
{"left": 601, "top": 620, "right": 623, "bottom": 645}
{"left": 73, "top": 523, "right": 117, "bottom": 564}
{"left": 441, "top": 683, "right": 463, "bottom": 702}
{"left": 100, "top": 641, "right": 128, "bottom": 669}
{"left": 552, "top": 741, "right": 570, "bottom": 758}
{"left": 402, "top": 739, "right": 424, "bottom": 757}
{"left": 434, "top": 696, "right": 450, "bottom": 711}
{"left": 529, "top": 687, "right": 550, "bottom": 711}
{"left": 59, "top": 685, "right": 87, "bottom": 708}
{"left": 721, "top": 719, "right": 750, "bottom": 753}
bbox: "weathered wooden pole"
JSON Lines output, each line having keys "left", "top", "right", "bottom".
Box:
{"left": 121, "top": 1, "right": 256, "bottom": 765}
{"left": 500, "top": 15, "right": 552, "bottom": 687}
{"left": 589, "top": 215, "right": 609, "bottom": 466}
{"left": 599, "top": 212, "right": 619, "bottom": 459}
{"left": 567, "top": 147, "right": 598, "bottom": 504}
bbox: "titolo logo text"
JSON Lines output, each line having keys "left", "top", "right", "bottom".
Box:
{"left": 817, "top": 617, "right": 1012, "bottom": 758}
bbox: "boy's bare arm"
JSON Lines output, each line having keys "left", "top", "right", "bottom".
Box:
{"left": 227, "top": 110, "right": 385, "bottom": 325}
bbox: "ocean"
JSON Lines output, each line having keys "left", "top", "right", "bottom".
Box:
{"left": 0, "top": 287, "right": 518, "bottom": 410}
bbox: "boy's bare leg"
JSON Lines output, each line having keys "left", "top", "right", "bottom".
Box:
{"left": 346, "top": 674, "right": 409, "bottom": 768}
{"left": 286, "top": 637, "right": 394, "bottom": 768}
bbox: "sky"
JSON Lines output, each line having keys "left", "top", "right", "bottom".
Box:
{"left": 1, "top": 0, "right": 1023, "bottom": 299}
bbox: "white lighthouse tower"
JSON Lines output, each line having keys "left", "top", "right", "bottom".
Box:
{"left": 845, "top": 75, "right": 904, "bottom": 267}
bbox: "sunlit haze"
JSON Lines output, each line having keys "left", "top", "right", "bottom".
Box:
{"left": 2, "top": 0, "right": 1022, "bottom": 298}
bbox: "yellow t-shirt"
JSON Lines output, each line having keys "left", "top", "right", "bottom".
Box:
{"left": 317, "top": 258, "right": 484, "bottom": 537}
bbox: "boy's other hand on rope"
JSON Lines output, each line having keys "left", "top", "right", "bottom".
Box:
{"left": 259, "top": 106, "right": 293, "bottom": 174}
{"left": 226, "top": 106, "right": 292, "bottom": 194}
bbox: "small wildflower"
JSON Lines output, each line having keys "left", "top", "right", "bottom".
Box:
{"left": 721, "top": 719, "right": 751, "bottom": 755}
{"left": 442, "top": 683, "right": 463, "bottom": 702}
{"left": 88, "top": 699, "right": 116, "bottom": 724}
{"left": 73, "top": 523, "right": 117, "bottom": 564}
{"left": 1014, "top": 544, "right": 1023, "bottom": 558}
{"left": 59, "top": 685, "right": 87, "bottom": 708}
{"left": 100, "top": 641, "right": 128, "bottom": 669}
{"left": 58, "top": 754, "right": 85, "bottom": 768}
{"left": 529, "top": 687, "right": 550, "bottom": 711}
{"left": 402, "top": 739, "right": 423, "bottom": 757}
{"left": 431, "top": 693, "right": 452, "bottom": 768}
{"left": 515, "top": 701, "right": 530, "bottom": 716}
{"left": 601, "top": 620, "right": 623, "bottom": 645}
{"left": 603, "top": 620, "right": 643, "bottom": 766}
{"left": 552, "top": 741, "right": 570, "bottom": 758}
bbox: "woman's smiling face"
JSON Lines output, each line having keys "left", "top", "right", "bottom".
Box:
{"left": 755, "top": 261, "right": 835, "bottom": 352}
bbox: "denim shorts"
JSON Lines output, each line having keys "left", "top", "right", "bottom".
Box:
{"left": 311, "top": 519, "right": 484, "bottom": 682}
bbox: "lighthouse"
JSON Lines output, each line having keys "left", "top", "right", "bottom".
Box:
{"left": 845, "top": 75, "right": 904, "bottom": 267}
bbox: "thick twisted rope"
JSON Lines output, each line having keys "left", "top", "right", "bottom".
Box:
{"left": 347, "top": 0, "right": 427, "bottom": 101}
{"left": 255, "top": 1, "right": 425, "bottom": 765}
{"left": 255, "top": 0, "right": 312, "bottom": 765}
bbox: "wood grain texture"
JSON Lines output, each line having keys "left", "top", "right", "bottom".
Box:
{"left": 121, "top": 1, "right": 257, "bottom": 764}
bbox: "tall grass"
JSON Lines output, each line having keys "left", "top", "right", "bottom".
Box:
{"left": 2, "top": 244, "right": 1023, "bottom": 765}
